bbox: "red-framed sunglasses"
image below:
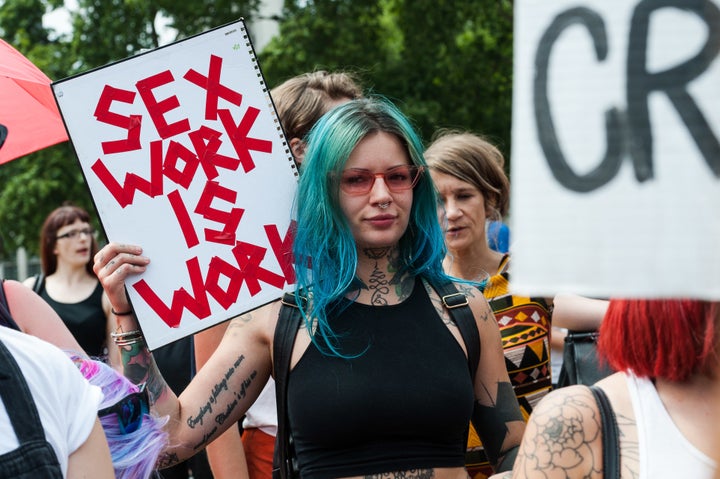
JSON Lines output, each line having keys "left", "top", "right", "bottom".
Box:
{"left": 335, "top": 165, "right": 425, "bottom": 195}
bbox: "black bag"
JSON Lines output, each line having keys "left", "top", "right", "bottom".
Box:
{"left": 557, "top": 330, "right": 614, "bottom": 388}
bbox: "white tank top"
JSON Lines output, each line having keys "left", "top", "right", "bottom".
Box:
{"left": 242, "top": 378, "right": 278, "bottom": 436}
{"left": 626, "top": 373, "right": 716, "bottom": 479}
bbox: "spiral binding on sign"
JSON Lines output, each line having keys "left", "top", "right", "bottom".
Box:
{"left": 239, "top": 20, "right": 297, "bottom": 178}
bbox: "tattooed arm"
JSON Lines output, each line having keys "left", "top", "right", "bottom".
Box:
{"left": 193, "top": 322, "right": 250, "bottom": 479}
{"left": 511, "top": 385, "right": 604, "bottom": 478}
{"left": 462, "top": 285, "right": 525, "bottom": 473}
{"left": 94, "top": 242, "right": 275, "bottom": 468}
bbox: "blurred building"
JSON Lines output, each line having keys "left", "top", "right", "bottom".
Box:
{"left": 248, "top": 0, "right": 282, "bottom": 52}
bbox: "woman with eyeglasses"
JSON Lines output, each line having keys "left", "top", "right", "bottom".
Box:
{"left": 24, "top": 204, "right": 119, "bottom": 366}
{"left": 94, "top": 96, "right": 525, "bottom": 478}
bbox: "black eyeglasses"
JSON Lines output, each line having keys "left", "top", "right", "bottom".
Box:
{"left": 335, "top": 165, "right": 424, "bottom": 196}
{"left": 56, "top": 227, "right": 96, "bottom": 241}
{"left": 98, "top": 383, "right": 149, "bottom": 434}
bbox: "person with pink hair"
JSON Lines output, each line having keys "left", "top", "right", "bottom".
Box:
{"left": 70, "top": 355, "right": 169, "bottom": 479}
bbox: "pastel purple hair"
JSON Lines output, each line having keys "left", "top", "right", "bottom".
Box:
{"left": 70, "top": 355, "right": 169, "bottom": 479}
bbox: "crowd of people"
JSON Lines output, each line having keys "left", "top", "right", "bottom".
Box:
{"left": 1, "top": 66, "right": 718, "bottom": 479}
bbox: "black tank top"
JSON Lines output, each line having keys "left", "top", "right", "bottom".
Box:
{"left": 37, "top": 279, "right": 107, "bottom": 357}
{"left": 287, "top": 277, "right": 474, "bottom": 479}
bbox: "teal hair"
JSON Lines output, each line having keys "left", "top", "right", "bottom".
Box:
{"left": 292, "top": 96, "right": 451, "bottom": 356}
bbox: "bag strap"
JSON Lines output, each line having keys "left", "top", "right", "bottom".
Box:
{"left": 426, "top": 277, "right": 480, "bottom": 380}
{"left": 589, "top": 386, "right": 620, "bottom": 479}
{"left": 0, "top": 280, "right": 21, "bottom": 331}
{"left": 32, "top": 273, "right": 45, "bottom": 295}
{"left": 272, "top": 292, "right": 305, "bottom": 479}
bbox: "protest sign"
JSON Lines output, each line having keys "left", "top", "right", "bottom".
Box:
{"left": 52, "top": 20, "right": 298, "bottom": 349}
{"left": 511, "top": 0, "right": 720, "bottom": 299}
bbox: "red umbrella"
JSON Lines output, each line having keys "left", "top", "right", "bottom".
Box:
{"left": 0, "top": 38, "right": 68, "bottom": 165}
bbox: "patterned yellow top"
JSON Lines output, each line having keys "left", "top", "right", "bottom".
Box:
{"left": 466, "top": 254, "right": 553, "bottom": 479}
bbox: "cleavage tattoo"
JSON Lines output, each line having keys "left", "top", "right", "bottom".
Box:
{"left": 369, "top": 264, "right": 391, "bottom": 305}
{"left": 360, "top": 247, "right": 416, "bottom": 305}
{"left": 359, "top": 247, "right": 392, "bottom": 305}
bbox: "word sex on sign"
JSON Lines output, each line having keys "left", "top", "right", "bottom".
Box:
{"left": 534, "top": 0, "right": 720, "bottom": 193}
{"left": 53, "top": 22, "right": 298, "bottom": 347}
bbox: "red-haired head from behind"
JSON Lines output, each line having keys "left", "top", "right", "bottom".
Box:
{"left": 599, "top": 299, "right": 719, "bottom": 382}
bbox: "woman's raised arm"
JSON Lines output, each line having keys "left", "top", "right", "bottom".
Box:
{"left": 93, "top": 242, "right": 277, "bottom": 468}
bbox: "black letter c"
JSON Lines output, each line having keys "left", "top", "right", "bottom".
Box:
{"left": 534, "top": 7, "right": 624, "bottom": 193}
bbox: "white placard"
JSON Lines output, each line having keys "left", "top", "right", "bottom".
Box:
{"left": 511, "top": 0, "right": 720, "bottom": 299}
{"left": 53, "top": 20, "right": 298, "bottom": 349}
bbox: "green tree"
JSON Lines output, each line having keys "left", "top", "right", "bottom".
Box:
{"left": 0, "top": 0, "right": 513, "bottom": 260}
{"left": 0, "top": 0, "right": 261, "bottom": 258}
{"left": 260, "top": 0, "right": 514, "bottom": 152}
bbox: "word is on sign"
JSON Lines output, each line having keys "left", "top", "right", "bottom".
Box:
{"left": 53, "top": 20, "right": 298, "bottom": 349}
{"left": 511, "top": 0, "right": 720, "bottom": 300}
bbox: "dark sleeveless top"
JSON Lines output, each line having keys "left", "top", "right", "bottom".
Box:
{"left": 36, "top": 278, "right": 107, "bottom": 358}
{"left": 287, "top": 278, "right": 474, "bottom": 479}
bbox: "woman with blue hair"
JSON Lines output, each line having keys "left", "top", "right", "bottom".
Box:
{"left": 94, "top": 96, "right": 525, "bottom": 478}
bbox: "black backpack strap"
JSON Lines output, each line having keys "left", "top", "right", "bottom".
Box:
{"left": 589, "top": 386, "right": 620, "bottom": 479}
{"left": 0, "top": 280, "right": 21, "bottom": 331}
{"left": 426, "top": 277, "right": 480, "bottom": 381}
{"left": 272, "top": 292, "right": 305, "bottom": 479}
{"left": 32, "top": 273, "right": 45, "bottom": 295}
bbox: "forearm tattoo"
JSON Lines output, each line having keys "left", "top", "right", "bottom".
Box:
{"left": 187, "top": 354, "right": 258, "bottom": 451}
{"left": 364, "top": 469, "right": 435, "bottom": 479}
{"left": 472, "top": 381, "right": 524, "bottom": 468}
{"left": 157, "top": 452, "right": 180, "bottom": 469}
{"left": 120, "top": 339, "right": 165, "bottom": 401}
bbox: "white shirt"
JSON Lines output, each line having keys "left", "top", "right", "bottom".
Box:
{"left": 0, "top": 327, "right": 103, "bottom": 477}
{"left": 242, "top": 378, "right": 278, "bottom": 436}
{"left": 626, "top": 372, "right": 716, "bottom": 479}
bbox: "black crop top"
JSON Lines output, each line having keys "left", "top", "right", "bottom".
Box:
{"left": 287, "top": 277, "right": 474, "bottom": 479}
{"left": 38, "top": 279, "right": 107, "bottom": 357}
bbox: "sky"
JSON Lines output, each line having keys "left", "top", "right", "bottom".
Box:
{"left": 42, "top": 0, "right": 177, "bottom": 45}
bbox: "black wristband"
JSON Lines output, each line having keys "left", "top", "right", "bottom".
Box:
{"left": 111, "top": 308, "right": 133, "bottom": 316}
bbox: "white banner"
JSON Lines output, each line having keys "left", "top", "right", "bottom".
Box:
{"left": 511, "top": 0, "right": 720, "bottom": 299}
{"left": 53, "top": 20, "right": 298, "bottom": 348}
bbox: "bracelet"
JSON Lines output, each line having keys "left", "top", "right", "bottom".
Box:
{"left": 114, "top": 336, "right": 146, "bottom": 347}
{"left": 111, "top": 330, "right": 144, "bottom": 347}
{"left": 110, "top": 329, "right": 143, "bottom": 340}
{"left": 112, "top": 307, "right": 134, "bottom": 316}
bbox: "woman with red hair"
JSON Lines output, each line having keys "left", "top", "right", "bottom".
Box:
{"left": 498, "top": 299, "right": 719, "bottom": 479}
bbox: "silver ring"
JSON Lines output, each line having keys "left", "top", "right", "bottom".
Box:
{"left": 378, "top": 202, "right": 390, "bottom": 209}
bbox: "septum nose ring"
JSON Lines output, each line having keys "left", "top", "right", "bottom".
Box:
{"left": 378, "top": 202, "right": 390, "bottom": 209}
